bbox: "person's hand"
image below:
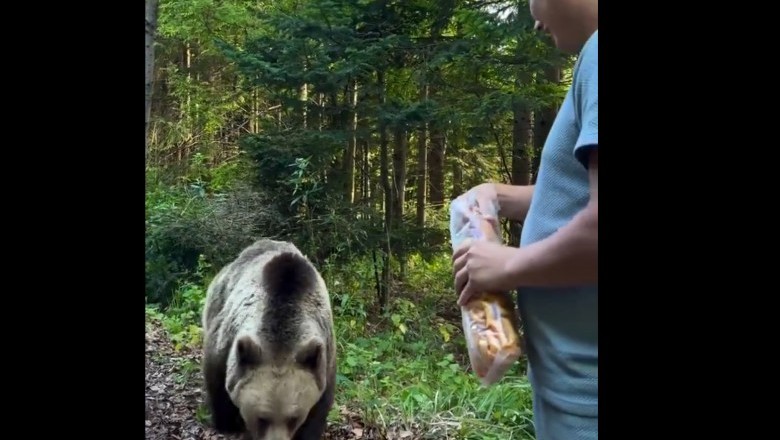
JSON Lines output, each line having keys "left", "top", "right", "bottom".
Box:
{"left": 452, "top": 239, "right": 518, "bottom": 306}
{"left": 457, "top": 183, "right": 499, "bottom": 220}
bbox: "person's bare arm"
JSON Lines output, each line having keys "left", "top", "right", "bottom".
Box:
{"left": 492, "top": 183, "right": 535, "bottom": 222}
{"left": 502, "top": 149, "right": 597, "bottom": 287}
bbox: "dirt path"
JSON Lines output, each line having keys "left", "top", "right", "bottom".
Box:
{"left": 144, "top": 318, "right": 372, "bottom": 440}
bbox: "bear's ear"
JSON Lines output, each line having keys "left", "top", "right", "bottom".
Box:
{"left": 295, "top": 339, "right": 325, "bottom": 385}
{"left": 236, "top": 336, "right": 262, "bottom": 366}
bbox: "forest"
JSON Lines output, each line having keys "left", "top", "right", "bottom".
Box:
{"left": 144, "top": 0, "right": 573, "bottom": 438}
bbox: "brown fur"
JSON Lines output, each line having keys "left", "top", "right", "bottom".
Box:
{"left": 290, "top": 365, "right": 335, "bottom": 440}
{"left": 201, "top": 239, "right": 336, "bottom": 440}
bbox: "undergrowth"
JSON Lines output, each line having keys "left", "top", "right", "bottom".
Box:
{"left": 146, "top": 251, "right": 535, "bottom": 440}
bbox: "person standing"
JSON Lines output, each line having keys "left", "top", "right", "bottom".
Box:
{"left": 452, "top": 0, "right": 598, "bottom": 439}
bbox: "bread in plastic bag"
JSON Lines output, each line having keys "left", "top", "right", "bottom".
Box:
{"left": 449, "top": 191, "right": 523, "bottom": 386}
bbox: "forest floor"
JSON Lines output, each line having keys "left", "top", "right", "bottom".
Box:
{"left": 145, "top": 316, "right": 404, "bottom": 440}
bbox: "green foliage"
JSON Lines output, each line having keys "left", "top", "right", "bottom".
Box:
{"left": 149, "top": 0, "right": 574, "bottom": 281}
{"left": 158, "top": 0, "right": 263, "bottom": 42}
{"left": 146, "top": 255, "right": 210, "bottom": 351}
{"left": 208, "top": 155, "right": 254, "bottom": 191}
{"left": 239, "top": 131, "right": 345, "bottom": 198}
{"left": 146, "top": 155, "right": 286, "bottom": 305}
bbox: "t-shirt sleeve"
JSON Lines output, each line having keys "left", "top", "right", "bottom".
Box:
{"left": 573, "top": 32, "right": 598, "bottom": 169}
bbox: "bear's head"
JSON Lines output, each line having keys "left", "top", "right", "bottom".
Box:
{"left": 229, "top": 334, "right": 326, "bottom": 440}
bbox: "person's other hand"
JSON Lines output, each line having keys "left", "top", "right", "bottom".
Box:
{"left": 452, "top": 239, "right": 517, "bottom": 306}
{"left": 459, "top": 183, "right": 499, "bottom": 220}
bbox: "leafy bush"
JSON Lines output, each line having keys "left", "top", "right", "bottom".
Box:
{"left": 146, "top": 160, "right": 286, "bottom": 306}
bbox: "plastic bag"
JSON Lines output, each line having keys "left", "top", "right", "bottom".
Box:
{"left": 449, "top": 190, "right": 523, "bottom": 386}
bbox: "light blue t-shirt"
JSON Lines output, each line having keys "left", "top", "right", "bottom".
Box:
{"left": 517, "top": 30, "right": 598, "bottom": 440}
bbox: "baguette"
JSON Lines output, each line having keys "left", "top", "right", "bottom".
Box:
{"left": 450, "top": 193, "right": 524, "bottom": 386}
{"left": 464, "top": 295, "right": 521, "bottom": 363}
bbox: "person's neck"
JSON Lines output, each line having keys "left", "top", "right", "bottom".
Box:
{"left": 580, "top": 5, "right": 598, "bottom": 38}
{"left": 572, "top": 15, "right": 598, "bottom": 53}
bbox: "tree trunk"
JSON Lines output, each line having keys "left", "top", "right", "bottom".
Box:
{"left": 428, "top": 120, "right": 446, "bottom": 210}
{"left": 532, "top": 67, "right": 561, "bottom": 183}
{"left": 451, "top": 138, "right": 462, "bottom": 199}
{"left": 511, "top": 102, "right": 533, "bottom": 186}
{"left": 378, "top": 69, "right": 391, "bottom": 313}
{"left": 415, "top": 84, "right": 428, "bottom": 227}
{"left": 509, "top": 96, "right": 533, "bottom": 246}
{"left": 361, "top": 139, "right": 370, "bottom": 206}
{"left": 144, "top": 0, "right": 158, "bottom": 163}
{"left": 392, "top": 126, "right": 408, "bottom": 280}
{"left": 300, "top": 83, "right": 308, "bottom": 130}
{"left": 391, "top": 127, "right": 408, "bottom": 226}
{"left": 345, "top": 79, "right": 358, "bottom": 204}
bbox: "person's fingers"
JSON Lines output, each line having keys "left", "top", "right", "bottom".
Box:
{"left": 453, "top": 249, "right": 468, "bottom": 276}
{"left": 452, "top": 239, "right": 472, "bottom": 263}
{"left": 454, "top": 266, "right": 469, "bottom": 299}
{"left": 458, "top": 279, "right": 474, "bottom": 306}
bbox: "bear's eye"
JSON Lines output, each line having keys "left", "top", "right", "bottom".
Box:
{"left": 286, "top": 417, "right": 299, "bottom": 431}
{"left": 256, "top": 418, "right": 270, "bottom": 436}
